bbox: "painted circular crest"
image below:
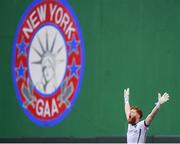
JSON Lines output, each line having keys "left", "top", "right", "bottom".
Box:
{"left": 12, "top": 0, "right": 84, "bottom": 127}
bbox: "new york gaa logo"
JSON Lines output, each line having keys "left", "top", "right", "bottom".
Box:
{"left": 12, "top": 0, "right": 84, "bottom": 126}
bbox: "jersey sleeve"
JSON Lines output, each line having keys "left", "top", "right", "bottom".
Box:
{"left": 144, "top": 120, "right": 150, "bottom": 127}
{"left": 138, "top": 120, "right": 149, "bottom": 129}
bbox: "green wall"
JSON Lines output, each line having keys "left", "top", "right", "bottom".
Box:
{"left": 0, "top": 0, "right": 180, "bottom": 138}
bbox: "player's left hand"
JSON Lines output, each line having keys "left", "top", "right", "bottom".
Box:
{"left": 158, "top": 92, "right": 170, "bottom": 105}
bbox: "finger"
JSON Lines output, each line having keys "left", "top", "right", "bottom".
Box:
{"left": 158, "top": 93, "right": 161, "bottom": 99}
{"left": 165, "top": 94, "right": 169, "bottom": 98}
{"left": 165, "top": 94, "right": 170, "bottom": 99}
{"left": 124, "top": 89, "right": 126, "bottom": 94}
{"left": 165, "top": 95, "right": 169, "bottom": 101}
{"left": 162, "top": 92, "right": 166, "bottom": 97}
{"left": 164, "top": 93, "right": 170, "bottom": 98}
{"left": 127, "top": 88, "right": 129, "bottom": 94}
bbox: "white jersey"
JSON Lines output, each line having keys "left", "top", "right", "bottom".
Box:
{"left": 127, "top": 120, "right": 149, "bottom": 144}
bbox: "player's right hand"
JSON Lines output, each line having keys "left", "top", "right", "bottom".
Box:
{"left": 124, "top": 88, "right": 130, "bottom": 97}
{"left": 124, "top": 88, "right": 130, "bottom": 103}
{"left": 158, "top": 92, "right": 170, "bottom": 104}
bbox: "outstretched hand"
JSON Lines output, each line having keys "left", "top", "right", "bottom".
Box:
{"left": 124, "top": 88, "right": 130, "bottom": 97}
{"left": 158, "top": 92, "right": 170, "bottom": 105}
{"left": 124, "top": 88, "right": 130, "bottom": 103}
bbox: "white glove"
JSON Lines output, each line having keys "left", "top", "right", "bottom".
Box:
{"left": 155, "top": 92, "right": 170, "bottom": 108}
{"left": 124, "top": 88, "right": 130, "bottom": 104}
{"left": 158, "top": 92, "right": 170, "bottom": 104}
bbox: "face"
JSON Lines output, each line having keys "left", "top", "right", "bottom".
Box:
{"left": 128, "top": 109, "right": 140, "bottom": 124}
{"left": 42, "top": 58, "right": 55, "bottom": 82}
{"left": 43, "top": 65, "right": 54, "bottom": 82}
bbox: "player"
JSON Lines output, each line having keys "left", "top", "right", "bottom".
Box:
{"left": 123, "top": 88, "right": 170, "bottom": 143}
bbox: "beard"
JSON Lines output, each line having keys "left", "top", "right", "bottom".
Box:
{"left": 128, "top": 115, "right": 137, "bottom": 125}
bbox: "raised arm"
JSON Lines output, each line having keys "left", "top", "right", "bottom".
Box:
{"left": 145, "top": 93, "right": 170, "bottom": 126}
{"left": 124, "top": 88, "right": 131, "bottom": 120}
